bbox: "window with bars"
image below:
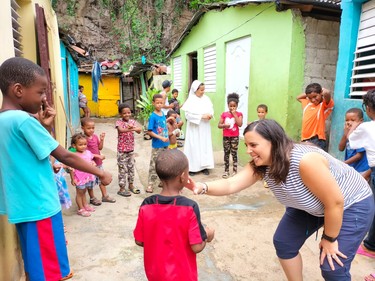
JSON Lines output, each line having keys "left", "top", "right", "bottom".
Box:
{"left": 350, "top": 0, "right": 375, "bottom": 98}
{"left": 12, "top": 0, "right": 23, "bottom": 57}
{"left": 203, "top": 45, "right": 216, "bottom": 93}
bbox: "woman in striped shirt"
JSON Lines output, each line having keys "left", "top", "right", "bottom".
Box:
{"left": 191, "top": 119, "right": 374, "bottom": 281}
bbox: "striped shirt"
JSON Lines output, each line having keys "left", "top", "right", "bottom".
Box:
{"left": 264, "top": 144, "right": 372, "bottom": 217}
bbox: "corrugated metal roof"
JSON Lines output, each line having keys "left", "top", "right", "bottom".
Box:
{"left": 167, "top": 0, "right": 341, "bottom": 58}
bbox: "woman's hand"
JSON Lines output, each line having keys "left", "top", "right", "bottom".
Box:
{"left": 319, "top": 239, "right": 347, "bottom": 270}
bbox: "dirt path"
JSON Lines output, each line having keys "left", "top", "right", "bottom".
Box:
{"left": 63, "top": 118, "right": 374, "bottom": 280}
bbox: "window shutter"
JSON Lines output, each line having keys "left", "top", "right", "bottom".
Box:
{"left": 12, "top": 0, "right": 23, "bottom": 57}
{"left": 204, "top": 45, "right": 216, "bottom": 93}
{"left": 173, "top": 56, "right": 182, "bottom": 92}
{"left": 350, "top": 0, "right": 375, "bottom": 97}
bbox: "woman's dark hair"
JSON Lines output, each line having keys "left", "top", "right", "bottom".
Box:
{"left": 363, "top": 90, "right": 375, "bottom": 111}
{"left": 227, "top": 93, "right": 239, "bottom": 105}
{"left": 71, "top": 132, "right": 86, "bottom": 146}
{"left": 244, "top": 119, "right": 294, "bottom": 184}
{"left": 118, "top": 103, "right": 131, "bottom": 113}
{"left": 79, "top": 85, "right": 84, "bottom": 91}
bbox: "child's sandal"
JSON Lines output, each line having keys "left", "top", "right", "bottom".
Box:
{"left": 77, "top": 209, "right": 91, "bottom": 217}
{"left": 89, "top": 197, "right": 102, "bottom": 206}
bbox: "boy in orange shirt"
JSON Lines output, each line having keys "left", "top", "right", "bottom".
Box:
{"left": 296, "top": 83, "right": 334, "bottom": 150}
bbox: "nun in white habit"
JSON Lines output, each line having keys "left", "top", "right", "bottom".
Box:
{"left": 181, "top": 80, "right": 214, "bottom": 175}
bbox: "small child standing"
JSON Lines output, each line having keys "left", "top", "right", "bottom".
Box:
{"left": 257, "top": 104, "right": 268, "bottom": 120}
{"left": 338, "top": 108, "right": 370, "bottom": 179}
{"left": 166, "top": 109, "right": 181, "bottom": 149}
{"left": 146, "top": 94, "right": 170, "bottom": 193}
{"left": 68, "top": 133, "right": 98, "bottom": 217}
{"left": 169, "top": 88, "right": 182, "bottom": 115}
{"left": 296, "top": 83, "right": 334, "bottom": 150}
{"left": 218, "top": 93, "right": 243, "bottom": 178}
{"left": 116, "top": 103, "right": 142, "bottom": 196}
{"left": 134, "top": 149, "right": 215, "bottom": 281}
{"left": 79, "top": 85, "right": 90, "bottom": 118}
{"left": 81, "top": 118, "right": 116, "bottom": 204}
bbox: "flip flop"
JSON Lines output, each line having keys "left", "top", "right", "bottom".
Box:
{"left": 129, "top": 186, "right": 140, "bottom": 194}
{"left": 117, "top": 190, "right": 131, "bottom": 197}
{"left": 145, "top": 186, "right": 153, "bottom": 193}
{"left": 357, "top": 245, "right": 375, "bottom": 258}
{"left": 365, "top": 273, "right": 375, "bottom": 281}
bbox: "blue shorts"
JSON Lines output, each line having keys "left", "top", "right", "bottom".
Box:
{"left": 94, "top": 165, "right": 103, "bottom": 186}
{"left": 76, "top": 180, "right": 95, "bottom": 190}
{"left": 273, "top": 196, "right": 374, "bottom": 280}
{"left": 16, "top": 211, "right": 70, "bottom": 280}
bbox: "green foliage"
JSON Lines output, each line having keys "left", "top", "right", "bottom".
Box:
{"left": 66, "top": 0, "right": 77, "bottom": 16}
{"left": 135, "top": 88, "right": 161, "bottom": 122}
{"left": 189, "top": 0, "right": 228, "bottom": 10}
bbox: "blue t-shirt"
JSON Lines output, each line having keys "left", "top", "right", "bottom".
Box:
{"left": 0, "top": 110, "right": 60, "bottom": 223}
{"left": 148, "top": 112, "right": 169, "bottom": 148}
{"left": 345, "top": 141, "right": 370, "bottom": 173}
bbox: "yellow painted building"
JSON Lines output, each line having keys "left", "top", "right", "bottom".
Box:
{"left": 79, "top": 73, "right": 122, "bottom": 117}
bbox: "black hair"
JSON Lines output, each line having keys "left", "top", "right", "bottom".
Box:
{"left": 79, "top": 85, "right": 84, "bottom": 90}
{"left": 244, "top": 119, "right": 294, "bottom": 184}
{"left": 305, "top": 83, "right": 322, "bottom": 95}
{"left": 118, "top": 103, "right": 131, "bottom": 113}
{"left": 167, "top": 109, "right": 177, "bottom": 117}
{"left": 155, "top": 149, "right": 188, "bottom": 180}
{"left": 257, "top": 104, "right": 268, "bottom": 112}
{"left": 153, "top": 93, "right": 163, "bottom": 101}
{"left": 71, "top": 132, "right": 87, "bottom": 146}
{"left": 363, "top": 89, "right": 375, "bottom": 111}
{"left": 172, "top": 89, "right": 178, "bottom": 94}
{"left": 227, "top": 93, "right": 239, "bottom": 105}
{"left": 81, "top": 117, "right": 94, "bottom": 126}
{"left": 346, "top": 107, "right": 363, "bottom": 119}
{"left": 0, "top": 57, "right": 46, "bottom": 94}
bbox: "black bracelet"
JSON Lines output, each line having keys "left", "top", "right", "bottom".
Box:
{"left": 321, "top": 232, "right": 337, "bottom": 242}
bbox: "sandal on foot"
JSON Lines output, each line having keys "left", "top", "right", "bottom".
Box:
{"left": 117, "top": 190, "right": 131, "bottom": 197}
{"left": 129, "top": 186, "right": 140, "bottom": 194}
{"left": 84, "top": 205, "right": 95, "bottom": 212}
{"left": 89, "top": 197, "right": 102, "bottom": 206}
{"left": 102, "top": 195, "right": 116, "bottom": 202}
{"left": 222, "top": 172, "right": 229, "bottom": 179}
{"left": 77, "top": 209, "right": 91, "bottom": 217}
{"left": 145, "top": 186, "right": 154, "bottom": 193}
{"left": 202, "top": 169, "right": 210, "bottom": 175}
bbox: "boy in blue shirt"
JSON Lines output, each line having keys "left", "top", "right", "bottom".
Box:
{"left": 146, "top": 94, "right": 169, "bottom": 193}
{"left": 338, "top": 108, "right": 370, "bottom": 180}
{"left": 0, "top": 57, "right": 112, "bottom": 281}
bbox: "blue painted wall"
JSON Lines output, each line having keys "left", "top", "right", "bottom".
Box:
{"left": 60, "top": 41, "right": 80, "bottom": 146}
{"left": 329, "top": 0, "right": 367, "bottom": 159}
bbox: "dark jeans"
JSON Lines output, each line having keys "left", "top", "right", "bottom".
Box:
{"left": 302, "top": 135, "right": 326, "bottom": 151}
{"left": 364, "top": 167, "right": 375, "bottom": 251}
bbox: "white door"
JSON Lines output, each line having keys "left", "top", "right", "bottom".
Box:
{"left": 225, "top": 37, "right": 251, "bottom": 136}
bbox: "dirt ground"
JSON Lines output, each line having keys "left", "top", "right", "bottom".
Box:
{"left": 62, "top": 118, "right": 375, "bottom": 281}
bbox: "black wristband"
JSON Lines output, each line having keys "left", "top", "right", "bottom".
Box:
{"left": 322, "top": 232, "right": 337, "bottom": 242}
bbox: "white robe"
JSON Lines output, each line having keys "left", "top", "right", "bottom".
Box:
{"left": 182, "top": 93, "right": 214, "bottom": 172}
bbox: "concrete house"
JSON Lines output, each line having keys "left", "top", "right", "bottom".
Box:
{"left": 329, "top": 0, "right": 375, "bottom": 157}
{"left": 168, "top": 0, "right": 341, "bottom": 163}
{"left": 0, "top": 1, "right": 68, "bottom": 279}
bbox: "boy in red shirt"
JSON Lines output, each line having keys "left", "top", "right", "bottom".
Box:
{"left": 296, "top": 83, "right": 334, "bottom": 150}
{"left": 134, "top": 149, "right": 214, "bottom": 281}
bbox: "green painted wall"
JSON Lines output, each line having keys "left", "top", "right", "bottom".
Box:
{"left": 172, "top": 3, "right": 305, "bottom": 164}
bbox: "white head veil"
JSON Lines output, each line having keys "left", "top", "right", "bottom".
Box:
{"left": 188, "top": 80, "right": 203, "bottom": 97}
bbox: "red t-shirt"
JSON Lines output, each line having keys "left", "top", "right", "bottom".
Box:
{"left": 220, "top": 111, "right": 243, "bottom": 137}
{"left": 134, "top": 195, "right": 207, "bottom": 281}
{"left": 86, "top": 134, "right": 102, "bottom": 166}
{"left": 116, "top": 119, "right": 136, "bottom": 152}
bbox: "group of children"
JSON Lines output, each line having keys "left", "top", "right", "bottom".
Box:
{"left": 2, "top": 55, "right": 375, "bottom": 281}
